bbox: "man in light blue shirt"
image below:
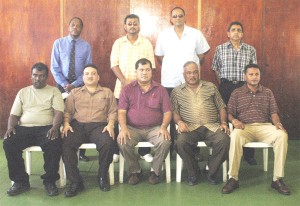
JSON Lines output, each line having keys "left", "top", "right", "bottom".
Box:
{"left": 51, "top": 17, "right": 92, "bottom": 93}
{"left": 51, "top": 17, "right": 92, "bottom": 161}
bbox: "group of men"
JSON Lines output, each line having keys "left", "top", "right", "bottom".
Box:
{"left": 3, "top": 6, "right": 290, "bottom": 198}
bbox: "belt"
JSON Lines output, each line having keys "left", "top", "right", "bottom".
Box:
{"left": 221, "top": 78, "right": 243, "bottom": 85}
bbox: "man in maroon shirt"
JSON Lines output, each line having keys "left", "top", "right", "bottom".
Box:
{"left": 222, "top": 64, "right": 290, "bottom": 195}
{"left": 118, "top": 58, "right": 172, "bottom": 185}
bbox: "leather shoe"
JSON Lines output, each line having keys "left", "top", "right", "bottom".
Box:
{"left": 271, "top": 179, "right": 291, "bottom": 195}
{"left": 149, "top": 171, "right": 159, "bottom": 185}
{"left": 64, "top": 182, "right": 84, "bottom": 197}
{"left": 128, "top": 172, "right": 142, "bottom": 185}
{"left": 99, "top": 177, "right": 110, "bottom": 191}
{"left": 222, "top": 178, "right": 239, "bottom": 194}
{"left": 44, "top": 182, "right": 59, "bottom": 196}
{"left": 244, "top": 157, "right": 257, "bottom": 165}
{"left": 79, "top": 155, "right": 89, "bottom": 162}
{"left": 205, "top": 171, "right": 218, "bottom": 185}
{"left": 7, "top": 182, "right": 30, "bottom": 196}
{"left": 187, "top": 176, "right": 198, "bottom": 186}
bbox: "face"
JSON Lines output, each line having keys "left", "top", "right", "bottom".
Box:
{"left": 68, "top": 18, "right": 83, "bottom": 39}
{"left": 83, "top": 67, "right": 99, "bottom": 86}
{"left": 227, "top": 24, "right": 243, "bottom": 42}
{"left": 244, "top": 68, "right": 261, "bottom": 87}
{"left": 31, "top": 69, "right": 48, "bottom": 89}
{"left": 171, "top": 9, "right": 185, "bottom": 27}
{"left": 183, "top": 63, "right": 200, "bottom": 86}
{"left": 124, "top": 18, "right": 140, "bottom": 35}
{"left": 136, "top": 63, "right": 152, "bottom": 84}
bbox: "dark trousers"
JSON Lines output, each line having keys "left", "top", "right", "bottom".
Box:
{"left": 219, "top": 79, "right": 255, "bottom": 159}
{"left": 3, "top": 125, "right": 62, "bottom": 184}
{"left": 175, "top": 126, "right": 230, "bottom": 177}
{"left": 62, "top": 120, "right": 114, "bottom": 183}
{"left": 165, "top": 87, "right": 177, "bottom": 154}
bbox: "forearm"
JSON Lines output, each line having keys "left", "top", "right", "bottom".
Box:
{"left": 161, "top": 111, "right": 172, "bottom": 128}
{"left": 111, "top": 66, "right": 126, "bottom": 84}
{"left": 7, "top": 114, "right": 20, "bottom": 129}
{"left": 219, "top": 108, "right": 228, "bottom": 124}
{"left": 118, "top": 110, "right": 127, "bottom": 129}
{"left": 271, "top": 113, "right": 281, "bottom": 125}
{"left": 52, "top": 110, "right": 63, "bottom": 129}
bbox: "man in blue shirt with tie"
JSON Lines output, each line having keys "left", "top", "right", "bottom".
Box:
{"left": 51, "top": 17, "right": 92, "bottom": 93}
{"left": 51, "top": 17, "right": 92, "bottom": 161}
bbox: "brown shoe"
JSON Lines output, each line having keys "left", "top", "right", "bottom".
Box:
{"left": 149, "top": 171, "right": 159, "bottom": 185}
{"left": 271, "top": 179, "right": 291, "bottom": 195}
{"left": 128, "top": 172, "right": 142, "bottom": 185}
{"left": 222, "top": 178, "right": 239, "bottom": 194}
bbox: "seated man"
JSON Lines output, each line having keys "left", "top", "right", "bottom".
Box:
{"left": 222, "top": 64, "right": 290, "bottom": 195}
{"left": 3, "top": 62, "right": 64, "bottom": 197}
{"left": 62, "top": 64, "right": 117, "bottom": 197}
{"left": 118, "top": 58, "right": 172, "bottom": 185}
{"left": 171, "top": 61, "right": 230, "bottom": 186}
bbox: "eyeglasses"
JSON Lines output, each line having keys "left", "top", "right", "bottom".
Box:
{"left": 172, "top": 14, "right": 184, "bottom": 19}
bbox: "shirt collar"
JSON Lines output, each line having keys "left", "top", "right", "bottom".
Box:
{"left": 122, "top": 35, "right": 142, "bottom": 45}
{"left": 67, "top": 35, "right": 81, "bottom": 43}
{"left": 226, "top": 41, "right": 246, "bottom": 49}
{"left": 240, "top": 83, "right": 263, "bottom": 93}
{"left": 132, "top": 80, "right": 159, "bottom": 92}
{"left": 80, "top": 84, "right": 103, "bottom": 93}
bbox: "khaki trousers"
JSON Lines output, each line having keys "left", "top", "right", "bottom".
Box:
{"left": 228, "top": 123, "right": 288, "bottom": 180}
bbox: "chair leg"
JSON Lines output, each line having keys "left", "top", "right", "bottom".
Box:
{"left": 263, "top": 148, "right": 268, "bottom": 172}
{"left": 109, "top": 163, "right": 114, "bottom": 185}
{"left": 176, "top": 154, "right": 183, "bottom": 182}
{"left": 165, "top": 152, "right": 171, "bottom": 183}
{"left": 25, "top": 151, "right": 31, "bottom": 175}
{"left": 59, "top": 158, "right": 66, "bottom": 188}
{"left": 222, "top": 160, "right": 227, "bottom": 182}
{"left": 119, "top": 154, "right": 124, "bottom": 183}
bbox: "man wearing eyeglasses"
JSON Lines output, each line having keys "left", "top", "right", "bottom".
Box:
{"left": 155, "top": 6, "right": 210, "bottom": 159}
{"left": 110, "top": 14, "right": 156, "bottom": 163}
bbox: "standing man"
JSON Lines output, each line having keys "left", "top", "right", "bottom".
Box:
{"left": 212, "top": 21, "right": 257, "bottom": 165}
{"left": 62, "top": 64, "right": 117, "bottom": 197}
{"left": 111, "top": 14, "right": 155, "bottom": 162}
{"left": 51, "top": 17, "right": 92, "bottom": 162}
{"left": 155, "top": 6, "right": 210, "bottom": 156}
{"left": 222, "top": 64, "right": 290, "bottom": 195}
{"left": 3, "top": 63, "right": 64, "bottom": 197}
{"left": 118, "top": 58, "right": 171, "bottom": 185}
{"left": 171, "top": 61, "right": 230, "bottom": 186}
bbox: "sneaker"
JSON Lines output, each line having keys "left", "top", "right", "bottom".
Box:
{"left": 140, "top": 154, "right": 153, "bottom": 162}
{"left": 44, "top": 182, "right": 59, "bottom": 196}
{"left": 113, "top": 154, "right": 119, "bottom": 163}
{"left": 149, "top": 171, "right": 159, "bottom": 185}
{"left": 7, "top": 182, "right": 30, "bottom": 196}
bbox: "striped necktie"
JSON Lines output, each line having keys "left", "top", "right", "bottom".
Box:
{"left": 68, "top": 40, "right": 76, "bottom": 81}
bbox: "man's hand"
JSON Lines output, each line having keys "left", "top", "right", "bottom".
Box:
{"left": 232, "top": 119, "right": 245, "bottom": 130}
{"left": 117, "top": 128, "right": 131, "bottom": 145}
{"left": 177, "top": 121, "right": 189, "bottom": 133}
{"left": 275, "top": 122, "right": 286, "bottom": 132}
{"left": 102, "top": 124, "right": 115, "bottom": 139}
{"left": 61, "top": 124, "right": 74, "bottom": 138}
{"left": 220, "top": 123, "right": 229, "bottom": 135}
{"left": 64, "top": 84, "right": 74, "bottom": 93}
{"left": 4, "top": 128, "right": 16, "bottom": 139}
{"left": 158, "top": 126, "right": 171, "bottom": 140}
{"left": 47, "top": 126, "right": 60, "bottom": 140}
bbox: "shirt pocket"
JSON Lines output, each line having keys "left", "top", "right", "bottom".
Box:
{"left": 146, "top": 98, "right": 160, "bottom": 109}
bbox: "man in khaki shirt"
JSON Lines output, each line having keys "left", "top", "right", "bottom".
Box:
{"left": 62, "top": 64, "right": 117, "bottom": 197}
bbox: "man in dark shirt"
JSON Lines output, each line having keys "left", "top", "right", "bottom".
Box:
{"left": 222, "top": 64, "right": 290, "bottom": 195}
{"left": 118, "top": 58, "right": 172, "bottom": 185}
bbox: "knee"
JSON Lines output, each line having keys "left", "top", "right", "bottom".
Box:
{"left": 276, "top": 130, "right": 288, "bottom": 144}
{"left": 175, "top": 135, "right": 188, "bottom": 150}
{"left": 3, "top": 138, "right": 14, "bottom": 151}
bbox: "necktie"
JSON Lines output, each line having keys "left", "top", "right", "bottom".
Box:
{"left": 68, "top": 40, "right": 76, "bottom": 81}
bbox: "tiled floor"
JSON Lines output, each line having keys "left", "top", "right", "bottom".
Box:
{"left": 0, "top": 139, "right": 299, "bottom": 206}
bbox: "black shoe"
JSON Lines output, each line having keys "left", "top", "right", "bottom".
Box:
{"left": 187, "top": 176, "right": 198, "bottom": 186}
{"left": 44, "top": 182, "right": 59, "bottom": 196}
{"left": 79, "top": 155, "right": 89, "bottom": 162}
{"left": 64, "top": 182, "right": 84, "bottom": 197}
{"left": 205, "top": 172, "right": 218, "bottom": 185}
{"left": 99, "top": 177, "right": 110, "bottom": 191}
{"left": 244, "top": 157, "right": 257, "bottom": 165}
{"left": 7, "top": 182, "right": 30, "bottom": 196}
